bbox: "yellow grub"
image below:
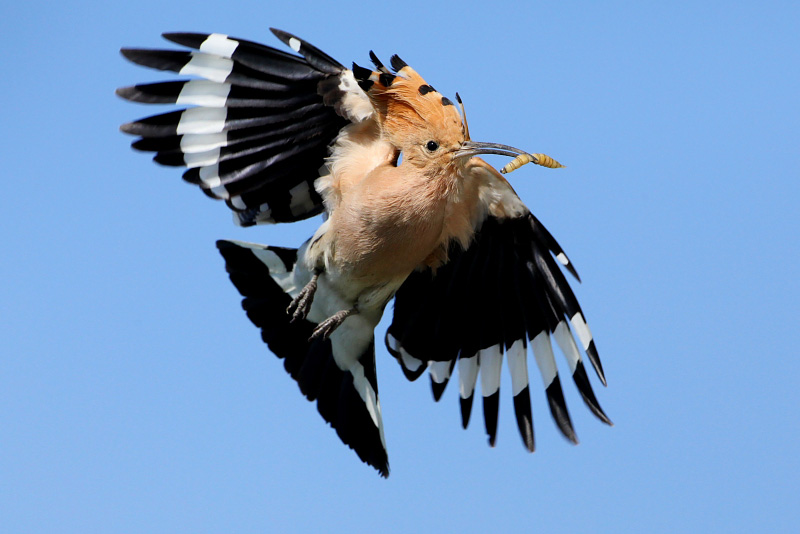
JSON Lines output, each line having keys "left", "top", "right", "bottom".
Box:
{"left": 500, "top": 153, "right": 565, "bottom": 174}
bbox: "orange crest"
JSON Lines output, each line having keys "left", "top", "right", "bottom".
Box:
{"left": 352, "top": 54, "right": 465, "bottom": 149}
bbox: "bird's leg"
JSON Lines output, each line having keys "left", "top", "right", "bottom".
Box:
{"left": 287, "top": 270, "right": 320, "bottom": 322}
{"left": 310, "top": 306, "right": 359, "bottom": 341}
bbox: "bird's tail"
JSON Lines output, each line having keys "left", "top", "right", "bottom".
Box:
{"left": 216, "top": 240, "right": 389, "bottom": 476}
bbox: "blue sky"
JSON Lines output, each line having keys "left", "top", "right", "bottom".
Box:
{"left": 2, "top": 1, "right": 798, "bottom": 532}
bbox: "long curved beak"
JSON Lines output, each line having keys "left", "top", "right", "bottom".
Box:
{"left": 454, "top": 141, "right": 537, "bottom": 162}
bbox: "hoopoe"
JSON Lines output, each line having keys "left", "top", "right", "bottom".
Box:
{"left": 117, "top": 29, "right": 611, "bottom": 477}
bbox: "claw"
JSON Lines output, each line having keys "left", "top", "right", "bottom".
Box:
{"left": 287, "top": 271, "right": 319, "bottom": 322}
{"left": 309, "top": 307, "right": 358, "bottom": 341}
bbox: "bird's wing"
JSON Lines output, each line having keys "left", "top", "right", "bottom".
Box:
{"left": 386, "top": 165, "right": 610, "bottom": 451}
{"left": 117, "top": 30, "right": 372, "bottom": 226}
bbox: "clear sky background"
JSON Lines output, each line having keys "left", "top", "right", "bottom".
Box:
{"left": 2, "top": 1, "right": 798, "bottom": 532}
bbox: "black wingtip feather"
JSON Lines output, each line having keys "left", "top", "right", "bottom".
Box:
{"left": 483, "top": 392, "right": 500, "bottom": 447}
{"left": 529, "top": 213, "right": 581, "bottom": 282}
{"left": 399, "top": 365, "right": 424, "bottom": 381}
{"left": 460, "top": 395, "right": 474, "bottom": 429}
{"left": 119, "top": 48, "right": 188, "bottom": 73}
{"left": 512, "top": 387, "right": 536, "bottom": 452}
{"left": 115, "top": 86, "right": 139, "bottom": 102}
{"left": 152, "top": 151, "right": 187, "bottom": 167}
{"left": 572, "top": 361, "right": 612, "bottom": 425}
{"left": 431, "top": 377, "right": 448, "bottom": 402}
{"left": 118, "top": 121, "right": 144, "bottom": 136}
{"left": 130, "top": 134, "right": 181, "bottom": 153}
{"left": 586, "top": 341, "right": 607, "bottom": 386}
{"left": 545, "top": 376, "right": 579, "bottom": 444}
{"left": 564, "top": 261, "right": 581, "bottom": 282}
{"left": 161, "top": 32, "right": 207, "bottom": 49}
{"left": 119, "top": 48, "right": 140, "bottom": 62}
{"left": 269, "top": 28, "right": 343, "bottom": 74}
{"left": 384, "top": 332, "right": 426, "bottom": 382}
{"left": 119, "top": 109, "right": 186, "bottom": 137}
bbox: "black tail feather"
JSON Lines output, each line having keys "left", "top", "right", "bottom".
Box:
{"left": 216, "top": 240, "right": 389, "bottom": 476}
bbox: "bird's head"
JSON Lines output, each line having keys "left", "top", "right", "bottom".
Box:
{"left": 353, "top": 55, "right": 559, "bottom": 178}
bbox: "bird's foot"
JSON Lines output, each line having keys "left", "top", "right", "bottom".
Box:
{"left": 287, "top": 271, "right": 320, "bottom": 322}
{"left": 309, "top": 306, "right": 359, "bottom": 341}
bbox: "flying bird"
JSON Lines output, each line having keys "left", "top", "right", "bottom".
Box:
{"left": 117, "top": 29, "right": 611, "bottom": 477}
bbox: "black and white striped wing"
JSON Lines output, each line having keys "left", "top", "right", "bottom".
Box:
{"left": 117, "top": 30, "right": 368, "bottom": 226}
{"left": 386, "top": 213, "right": 611, "bottom": 451}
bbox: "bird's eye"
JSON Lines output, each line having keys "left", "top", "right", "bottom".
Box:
{"left": 426, "top": 140, "right": 439, "bottom": 152}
